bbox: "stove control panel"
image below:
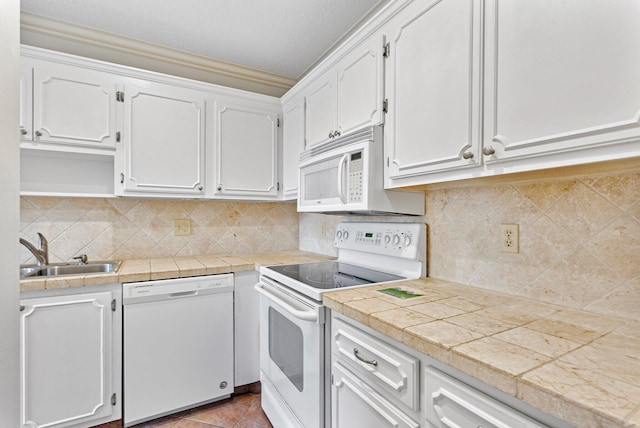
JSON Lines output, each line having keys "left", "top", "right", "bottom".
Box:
{"left": 334, "top": 222, "right": 425, "bottom": 260}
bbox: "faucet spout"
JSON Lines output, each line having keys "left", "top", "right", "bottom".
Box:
{"left": 20, "top": 233, "right": 49, "bottom": 266}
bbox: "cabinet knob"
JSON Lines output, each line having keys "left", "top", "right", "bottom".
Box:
{"left": 20, "top": 128, "right": 27, "bottom": 135}
{"left": 120, "top": 173, "right": 124, "bottom": 184}
{"left": 334, "top": 130, "right": 341, "bottom": 137}
{"left": 35, "top": 130, "right": 42, "bottom": 137}
{"left": 19, "top": 304, "right": 25, "bottom": 312}
{"left": 482, "top": 146, "right": 495, "bottom": 156}
{"left": 198, "top": 185, "right": 203, "bottom": 191}
{"left": 217, "top": 184, "right": 223, "bottom": 191}
{"left": 462, "top": 150, "right": 474, "bottom": 159}
{"left": 328, "top": 131, "right": 335, "bottom": 139}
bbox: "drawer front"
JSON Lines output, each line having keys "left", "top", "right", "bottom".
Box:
{"left": 425, "top": 366, "right": 545, "bottom": 428}
{"left": 332, "top": 317, "right": 419, "bottom": 411}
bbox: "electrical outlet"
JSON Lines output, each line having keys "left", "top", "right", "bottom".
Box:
{"left": 501, "top": 223, "right": 519, "bottom": 253}
{"left": 174, "top": 219, "right": 192, "bottom": 236}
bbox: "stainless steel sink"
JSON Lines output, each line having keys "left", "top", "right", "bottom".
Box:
{"left": 20, "top": 261, "right": 122, "bottom": 278}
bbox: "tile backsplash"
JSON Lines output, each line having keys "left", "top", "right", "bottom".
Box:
{"left": 300, "top": 169, "right": 640, "bottom": 322}
{"left": 20, "top": 197, "right": 299, "bottom": 264}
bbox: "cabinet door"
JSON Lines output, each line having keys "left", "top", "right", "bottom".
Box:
{"left": 332, "top": 362, "right": 419, "bottom": 428}
{"left": 337, "top": 35, "right": 385, "bottom": 136}
{"left": 305, "top": 72, "right": 338, "bottom": 148}
{"left": 282, "top": 95, "right": 305, "bottom": 199}
{"left": 20, "top": 61, "right": 33, "bottom": 141}
{"left": 31, "top": 62, "right": 118, "bottom": 148}
{"left": 385, "top": 0, "right": 482, "bottom": 185}
{"left": 483, "top": 0, "right": 640, "bottom": 165}
{"left": 234, "top": 271, "right": 260, "bottom": 386}
{"left": 215, "top": 99, "right": 279, "bottom": 199}
{"left": 120, "top": 84, "right": 205, "bottom": 196}
{"left": 20, "top": 292, "right": 114, "bottom": 428}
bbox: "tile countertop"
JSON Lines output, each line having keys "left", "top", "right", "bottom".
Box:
{"left": 324, "top": 278, "right": 640, "bottom": 428}
{"left": 19, "top": 250, "right": 333, "bottom": 291}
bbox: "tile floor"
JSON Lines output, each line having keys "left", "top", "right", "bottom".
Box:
{"left": 98, "top": 393, "right": 272, "bottom": 428}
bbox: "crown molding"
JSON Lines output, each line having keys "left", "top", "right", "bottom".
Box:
{"left": 20, "top": 12, "right": 297, "bottom": 91}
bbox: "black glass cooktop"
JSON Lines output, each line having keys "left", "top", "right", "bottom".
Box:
{"left": 268, "top": 261, "right": 404, "bottom": 290}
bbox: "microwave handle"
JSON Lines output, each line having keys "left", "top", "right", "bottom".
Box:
{"left": 337, "top": 153, "right": 349, "bottom": 204}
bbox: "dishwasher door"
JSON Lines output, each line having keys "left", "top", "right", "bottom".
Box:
{"left": 123, "top": 274, "right": 234, "bottom": 426}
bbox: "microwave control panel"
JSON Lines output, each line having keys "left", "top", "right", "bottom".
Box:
{"left": 348, "top": 151, "right": 364, "bottom": 203}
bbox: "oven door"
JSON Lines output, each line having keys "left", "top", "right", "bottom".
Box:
{"left": 255, "top": 276, "right": 325, "bottom": 428}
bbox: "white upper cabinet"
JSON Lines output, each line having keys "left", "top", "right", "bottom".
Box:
{"left": 118, "top": 83, "right": 206, "bottom": 197}
{"left": 213, "top": 96, "right": 280, "bottom": 199}
{"left": 304, "top": 35, "right": 386, "bottom": 148}
{"left": 281, "top": 94, "right": 305, "bottom": 199}
{"left": 384, "top": 0, "right": 483, "bottom": 186}
{"left": 19, "top": 61, "right": 33, "bottom": 141}
{"left": 336, "top": 35, "right": 386, "bottom": 139}
{"left": 384, "top": 0, "right": 640, "bottom": 187}
{"left": 483, "top": 0, "right": 640, "bottom": 166}
{"left": 26, "top": 59, "right": 119, "bottom": 149}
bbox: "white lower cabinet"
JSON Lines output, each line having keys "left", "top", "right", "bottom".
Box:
{"left": 234, "top": 271, "right": 260, "bottom": 386}
{"left": 424, "top": 367, "right": 545, "bottom": 428}
{"left": 332, "top": 362, "right": 420, "bottom": 428}
{"left": 20, "top": 286, "right": 121, "bottom": 428}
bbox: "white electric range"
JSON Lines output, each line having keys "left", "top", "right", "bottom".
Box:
{"left": 255, "top": 222, "right": 426, "bottom": 428}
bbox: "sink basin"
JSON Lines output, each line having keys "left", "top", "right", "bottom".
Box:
{"left": 20, "top": 261, "right": 122, "bottom": 278}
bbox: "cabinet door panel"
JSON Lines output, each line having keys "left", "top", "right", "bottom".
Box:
{"left": 282, "top": 96, "right": 305, "bottom": 198}
{"left": 32, "top": 64, "right": 117, "bottom": 148}
{"left": 305, "top": 75, "right": 337, "bottom": 148}
{"left": 337, "top": 35, "right": 385, "bottom": 135}
{"left": 20, "top": 63, "right": 33, "bottom": 140}
{"left": 332, "top": 362, "right": 419, "bottom": 428}
{"left": 122, "top": 85, "right": 205, "bottom": 196}
{"left": 20, "top": 292, "right": 114, "bottom": 428}
{"left": 216, "top": 102, "right": 279, "bottom": 198}
{"left": 484, "top": 0, "right": 640, "bottom": 162}
{"left": 386, "top": 0, "right": 482, "bottom": 183}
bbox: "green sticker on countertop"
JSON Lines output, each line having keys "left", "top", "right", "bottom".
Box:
{"left": 378, "top": 287, "right": 423, "bottom": 299}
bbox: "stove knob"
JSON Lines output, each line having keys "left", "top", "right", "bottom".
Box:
{"left": 404, "top": 235, "right": 412, "bottom": 247}
{"left": 337, "top": 231, "right": 343, "bottom": 239}
{"left": 393, "top": 234, "right": 400, "bottom": 246}
{"left": 384, "top": 235, "right": 391, "bottom": 245}
{"left": 343, "top": 231, "right": 349, "bottom": 240}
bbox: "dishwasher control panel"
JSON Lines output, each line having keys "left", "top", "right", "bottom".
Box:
{"left": 123, "top": 273, "right": 233, "bottom": 303}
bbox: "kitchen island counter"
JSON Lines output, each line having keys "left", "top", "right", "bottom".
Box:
{"left": 324, "top": 277, "right": 640, "bottom": 428}
{"left": 19, "top": 250, "right": 333, "bottom": 291}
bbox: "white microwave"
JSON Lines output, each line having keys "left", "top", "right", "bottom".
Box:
{"left": 298, "top": 126, "right": 424, "bottom": 215}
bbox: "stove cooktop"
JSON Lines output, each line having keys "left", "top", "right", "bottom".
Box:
{"left": 267, "top": 261, "right": 404, "bottom": 290}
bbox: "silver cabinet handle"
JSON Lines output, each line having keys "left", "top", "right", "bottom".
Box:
{"left": 482, "top": 146, "right": 495, "bottom": 156}
{"left": 120, "top": 173, "right": 124, "bottom": 184}
{"left": 328, "top": 131, "right": 335, "bottom": 138}
{"left": 20, "top": 128, "right": 28, "bottom": 135}
{"left": 353, "top": 348, "right": 377, "bottom": 366}
{"left": 35, "top": 130, "right": 42, "bottom": 137}
{"left": 462, "top": 150, "right": 474, "bottom": 159}
{"left": 334, "top": 130, "right": 341, "bottom": 137}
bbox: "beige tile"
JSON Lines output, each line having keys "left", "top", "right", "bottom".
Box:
{"left": 370, "top": 307, "right": 436, "bottom": 329}
{"left": 405, "top": 320, "right": 483, "bottom": 349}
{"left": 406, "top": 301, "right": 467, "bottom": 319}
{"left": 45, "top": 276, "right": 85, "bottom": 289}
{"left": 586, "top": 215, "right": 640, "bottom": 280}
{"left": 20, "top": 278, "right": 47, "bottom": 291}
{"left": 525, "top": 319, "right": 605, "bottom": 344}
{"left": 446, "top": 312, "right": 518, "bottom": 336}
{"left": 343, "top": 298, "right": 398, "bottom": 316}
{"left": 583, "top": 171, "right": 640, "bottom": 211}
{"left": 437, "top": 296, "right": 486, "bottom": 312}
{"left": 546, "top": 309, "right": 626, "bottom": 333}
{"left": 324, "top": 288, "right": 371, "bottom": 304}
{"left": 516, "top": 180, "right": 578, "bottom": 211}
{"left": 83, "top": 273, "right": 119, "bottom": 286}
{"left": 559, "top": 342, "right": 640, "bottom": 386}
{"left": 446, "top": 352, "right": 518, "bottom": 396}
{"left": 174, "top": 257, "right": 207, "bottom": 277}
{"left": 613, "top": 321, "right": 640, "bottom": 339}
{"left": 493, "top": 327, "right": 582, "bottom": 358}
{"left": 472, "top": 306, "right": 540, "bottom": 326}
{"left": 401, "top": 330, "right": 452, "bottom": 363}
{"left": 453, "top": 337, "right": 551, "bottom": 376}
{"left": 521, "top": 359, "right": 640, "bottom": 423}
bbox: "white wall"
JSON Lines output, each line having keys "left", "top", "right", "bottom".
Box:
{"left": 0, "top": 0, "right": 21, "bottom": 425}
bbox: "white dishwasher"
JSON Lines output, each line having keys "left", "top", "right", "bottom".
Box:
{"left": 122, "top": 274, "right": 234, "bottom": 427}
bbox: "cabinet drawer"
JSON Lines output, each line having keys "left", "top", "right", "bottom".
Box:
{"left": 425, "top": 366, "right": 545, "bottom": 428}
{"left": 332, "top": 317, "right": 419, "bottom": 411}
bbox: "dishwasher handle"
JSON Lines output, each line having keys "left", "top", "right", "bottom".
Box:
{"left": 169, "top": 291, "right": 198, "bottom": 298}
{"left": 255, "top": 282, "right": 319, "bottom": 323}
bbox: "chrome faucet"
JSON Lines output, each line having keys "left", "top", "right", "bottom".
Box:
{"left": 20, "top": 233, "right": 49, "bottom": 266}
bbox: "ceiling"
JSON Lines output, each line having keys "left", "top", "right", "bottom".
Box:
{"left": 20, "top": 0, "right": 389, "bottom": 80}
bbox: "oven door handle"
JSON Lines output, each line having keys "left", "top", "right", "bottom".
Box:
{"left": 255, "top": 283, "right": 319, "bottom": 322}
